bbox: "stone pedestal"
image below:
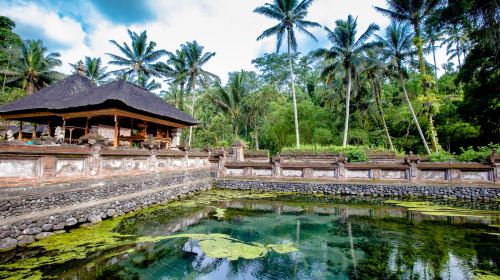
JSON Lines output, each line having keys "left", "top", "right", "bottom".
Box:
{"left": 232, "top": 141, "right": 245, "bottom": 162}
{"left": 170, "top": 129, "right": 182, "bottom": 150}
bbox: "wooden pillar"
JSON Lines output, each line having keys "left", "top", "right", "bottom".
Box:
{"left": 114, "top": 114, "right": 119, "bottom": 147}
{"left": 47, "top": 120, "right": 52, "bottom": 137}
{"left": 85, "top": 117, "right": 90, "bottom": 134}
{"left": 62, "top": 118, "right": 66, "bottom": 143}
{"left": 69, "top": 128, "right": 74, "bottom": 144}
{"left": 32, "top": 123, "right": 37, "bottom": 139}
{"left": 129, "top": 119, "right": 134, "bottom": 149}
{"left": 18, "top": 121, "right": 23, "bottom": 140}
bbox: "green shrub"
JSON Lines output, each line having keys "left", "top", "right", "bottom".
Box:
{"left": 457, "top": 144, "right": 499, "bottom": 162}
{"left": 281, "top": 144, "right": 375, "bottom": 162}
{"left": 429, "top": 151, "right": 455, "bottom": 162}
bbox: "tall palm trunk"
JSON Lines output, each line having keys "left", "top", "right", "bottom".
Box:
{"left": 372, "top": 79, "right": 394, "bottom": 150}
{"left": 398, "top": 70, "right": 431, "bottom": 154}
{"left": 254, "top": 127, "right": 259, "bottom": 150}
{"left": 456, "top": 40, "right": 462, "bottom": 67}
{"left": 431, "top": 44, "right": 439, "bottom": 92}
{"left": 188, "top": 75, "right": 197, "bottom": 146}
{"left": 342, "top": 65, "right": 352, "bottom": 147}
{"left": 414, "top": 26, "right": 440, "bottom": 152}
{"left": 1, "top": 46, "right": 12, "bottom": 94}
{"left": 287, "top": 28, "right": 300, "bottom": 148}
{"left": 26, "top": 79, "right": 35, "bottom": 95}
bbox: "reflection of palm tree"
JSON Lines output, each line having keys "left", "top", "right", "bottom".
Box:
{"left": 254, "top": 0, "right": 321, "bottom": 148}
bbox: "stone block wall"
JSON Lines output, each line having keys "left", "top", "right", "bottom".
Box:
{"left": 216, "top": 179, "right": 500, "bottom": 201}
{"left": 218, "top": 150, "right": 498, "bottom": 184}
{"left": 0, "top": 171, "right": 212, "bottom": 251}
{"left": 0, "top": 145, "right": 210, "bottom": 180}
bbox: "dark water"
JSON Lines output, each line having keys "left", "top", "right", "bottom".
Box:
{"left": 1, "top": 191, "right": 500, "bottom": 280}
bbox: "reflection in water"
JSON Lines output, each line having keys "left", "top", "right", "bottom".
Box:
{"left": 1, "top": 191, "right": 500, "bottom": 280}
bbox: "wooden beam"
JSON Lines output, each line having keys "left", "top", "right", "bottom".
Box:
{"left": 1, "top": 108, "right": 190, "bottom": 128}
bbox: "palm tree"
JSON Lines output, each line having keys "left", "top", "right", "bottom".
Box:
{"left": 208, "top": 71, "right": 247, "bottom": 137}
{"left": 181, "top": 41, "right": 218, "bottom": 146}
{"left": 161, "top": 83, "right": 184, "bottom": 109}
{"left": 375, "top": 0, "right": 442, "bottom": 152}
{"left": 5, "top": 39, "right": 62, "bottom": 94}
{"left": 158, "top": 49, "right": 189, "bottom": 109}
{"left": 314, "top": 15, "right": 379, "bottom": 147}
{"left": 107, "top": 30, "right": 167, "bottom": 86}
{"left": 377, "top": 21, "right": 431, "bottom": 154}
{"left": 254, "top": 0, "right": 321, "bottom": 148}
{"left": 441, "top": 25, "right": 468, "bottom": 68}
{"left": 70, "top": 57, "right": 109, "bottom": 85}
{"left": 364, "top": 49, "right": 394, "bottom": 150}
{"left": 423, "top": 24, "right": 444, "bottom": 82}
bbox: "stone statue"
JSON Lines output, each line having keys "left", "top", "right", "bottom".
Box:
{"left": 79, "top": 125, "right": 104, "bottom": 145}
{"left": 170, "top": 128, "right": 182, "bottom": 150}
{"left": 54, "top": 126, "right": 64, "bottom": 144}
{"left": 6, "top": 129, "right": 14, "bottom": 142}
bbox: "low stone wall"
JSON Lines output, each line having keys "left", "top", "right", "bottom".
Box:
{"left": 216, "top": 179, "right": 500, "bottom": 201}
{"left": 0, "top": 171, "right": 212, "bottom": 251}
{"left": 0, "top": 144, "right": 210, "bottom": 179}
{"left": 218, "top": 150, "right": 499, "bottom": 184}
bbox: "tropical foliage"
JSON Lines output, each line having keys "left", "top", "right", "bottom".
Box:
{"left": 0, "top": 0, "right": 498, "bottom": 157}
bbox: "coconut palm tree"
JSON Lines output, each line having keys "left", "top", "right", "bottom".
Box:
{"left": 107, "top": 30, "right": 167, "bottom": 85}
{"left": 70, "top": 57, "right": 109, "bottom": 85}
{"left": 314, "top": 15, "right": 380, "bottom": 147}
{"left": 157, "top": 49, "right": 189, "bottom": 109}
{"left": 423, "top": 24, "right": 444, "bottom": 82}
{"left": 254, "top": 0, "right": 321, "bottom": 148}
{"left": 5, "top": 39, "right": 62, "bottom": 94}
{"left": 377, "top": 21, "right": 431, "bottom": 154}
{"left": 208, "top": 71, "right": 247, "bottom": 137}
{"left": 375, "top": 0, "right": 442, "bottom": 152}
{"left": 441, "top": 25, "right": 469, "bottom": 68}
{"left": 364, "top": 49, "right": 394, "bottom": 150}
{"left": 181, "top": 41, "right": 218, "bottom": 146}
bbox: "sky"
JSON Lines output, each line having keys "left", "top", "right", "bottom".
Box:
{"left": 1, "top": 0, "right": 450, "bottom": 84}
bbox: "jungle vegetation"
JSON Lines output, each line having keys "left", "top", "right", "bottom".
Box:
{"left": 0, "top": 0, "right": 498, "bottom": 157}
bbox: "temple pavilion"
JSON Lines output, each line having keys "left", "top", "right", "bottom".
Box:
{"left": 0, "top": 73, "right": 198, "bottom": 149}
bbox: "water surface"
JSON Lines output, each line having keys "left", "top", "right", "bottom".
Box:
{"left": 1, "top": 190, "right": 499, "bottom": 280}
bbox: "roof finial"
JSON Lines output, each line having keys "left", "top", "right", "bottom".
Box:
{"left": 76, "top": 60, "right": 86, "bottom": 76}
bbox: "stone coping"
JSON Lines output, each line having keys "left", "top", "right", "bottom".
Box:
{"left": 0, "top": 145, "right": 91, "bottom": 155}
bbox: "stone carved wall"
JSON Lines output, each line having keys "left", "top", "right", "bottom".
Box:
{"left": 0, "top": 145, "right": 210, "bottom": 179}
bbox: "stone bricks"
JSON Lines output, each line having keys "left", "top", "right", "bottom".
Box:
{"left": 0, "top": 237, "right": 18, "bottom": 251}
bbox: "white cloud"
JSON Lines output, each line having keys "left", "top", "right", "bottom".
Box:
{"left": 1, "top": 0, "right": 453, "bottom": 84}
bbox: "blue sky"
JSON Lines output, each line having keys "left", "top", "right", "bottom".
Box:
{"left": 1, "top": 0, "right": 449, "bottom": 83}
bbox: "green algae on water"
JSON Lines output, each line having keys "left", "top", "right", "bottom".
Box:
{"left": 0, "top": 190, "right": 292, "bottom": 279}
{"left": 214, "top": 208, "right": 227, "bottom": 219}
{"left": 384, "top": 200, "right": 500, "bottom": 219}
{"left": 136, "top": 233, "right": 298, "bottom": 261}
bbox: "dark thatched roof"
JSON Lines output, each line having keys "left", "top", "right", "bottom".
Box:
{"left": 0, "top": 74, "right": 198, "bottom": 125}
